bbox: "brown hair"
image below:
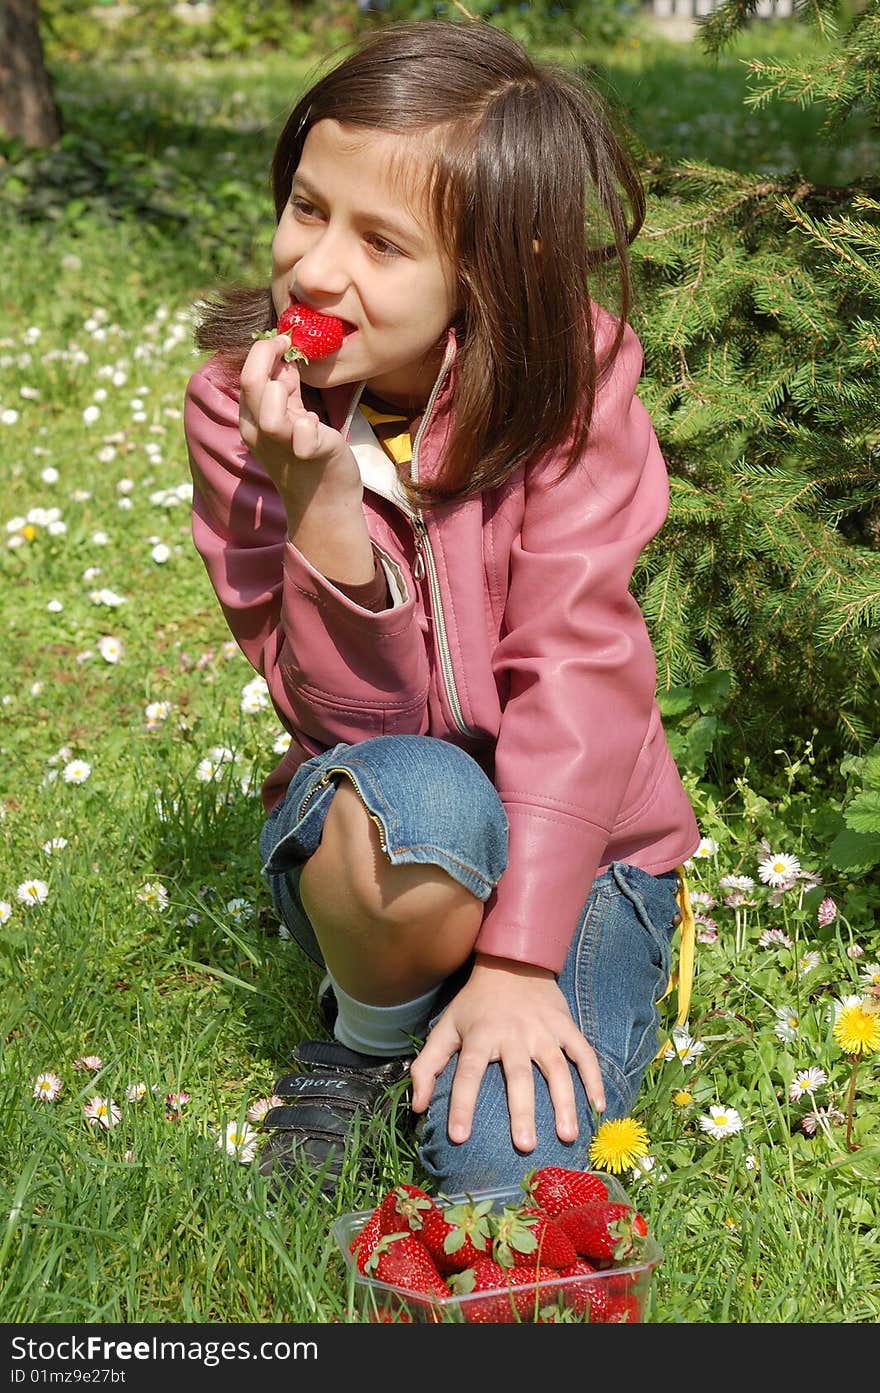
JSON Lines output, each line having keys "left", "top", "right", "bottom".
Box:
{"left": 194, "top": 19, "right": 645, "bottom": 506}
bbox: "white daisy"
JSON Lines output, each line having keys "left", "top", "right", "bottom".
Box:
{"left": 136, "top": 882, "right": 169, "bottom": 912}
{"left": 773, "top": 1007, "right": 800, "bottom": 1043}
{"left": 758, "top": 928, "right": 792, "bottom": 949}
{"left": 144, "top": 700, "right": 172, "bottom": 728}
{"left": 89, "top": 588, "right": 126, "bottom": 608}
{"left": 272, "top": 731, "right": 292, "bottom": 754}
{"left": 788, "top": 1067, "right": 828, "bottom": 1101}
{"left": 226, "top": 897, "right": 252, "bottom": 921}
{"left": 97, "top": 635, "right": 123, "bottom": 664}
{"left": 125, "top": 1082, "right": 149, "bottom": 1103}
{"left": 42, "top": 837, "right": 68, "bottom": 854}
{"left": 797, "top": 951, "right": 821, "bottom": 976}
{"left": 84, "top": 1096, "right": 121, "bottom": 1129}
{"left": 62, "top": 759, "right": 91, "bottom": 784}
{"left": 699, "top": 1105, "right": 744, "bottom": 1140}
{"left": 662, "top": 1026, "right": 706, "bottom": 1067}
{"left": 241, "top": 685, "right": 269, "bottom": 714}
{"left": 16, "top": 879, "right": 49, "bottom": 906}
{"left": 151, "top": 543, "right": 170, "bottom": 564}
{"left": 218, "top": 1121, "right": 259, "bottom": 1163}
{"left": 859, "top": 962, "right": 880, "bottom": 991}
{"left": 246, "top": 1095, "right": 283, "bottom": 1123}
{"left": 0, "top": 901, "right": 12, "bottom": 924}
{"left": 719, "top": 874, "right": 755, "bottom": 892}
{"left": 757, "top": 852, "right": 801, "bottom": 888}
{"left": 692, "top": 837, "right": 718, "bottom": 859}
{"left": 33, "top": 1072, "right": 63, "bottom": 1102}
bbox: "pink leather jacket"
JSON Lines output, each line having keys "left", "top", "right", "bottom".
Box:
{"left": 184, "top": 311, "right": 700, "bottom": 974}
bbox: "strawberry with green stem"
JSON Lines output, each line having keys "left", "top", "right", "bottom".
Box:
{"left": 556, "top": 1199, "right": 649, "bottom": 1262}
{"left": 364, "top": 1231, "right": 450, "bottom": 1301}
{"left": 490, "top": 1204, "right": 577, "bottom": 1271}
{"left": 253, "top": 302, "right": 345, "bottom": 365}
{"left": 448, "top": 1257, "right": 561, "bottom": 1324}
{"left": 521, "top": 1164, "right": 609, "bottom": 1217}
{"left": 380, "top": 1185, "right": 493, "bottom": 1275}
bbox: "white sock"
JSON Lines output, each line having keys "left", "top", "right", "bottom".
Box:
{"left": 326, "top": 971, "right": 441, "bottom": 1057}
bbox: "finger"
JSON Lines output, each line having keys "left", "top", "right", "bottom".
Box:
{"left": 290, "top": 411, "right": 325, "bottom": 460}
{"left": 257, "top": 379, "right": 297, "bottom": 439}
{"left": 240, "top": 334, "right": 300, "bottom": 415}
{"left": 564, "top": 1036, "right": 606, "bottom": 1114}
{"left": 446, "top": 1047, "right": 494, "bottom": 1145}
{"left": 537, "top": 1054, "right": 580, "bottom": 1144}
{"left": 498, "top": 1055, "right": 537, "bottom": 1153}
{"left": 409, "top": 1019, "right": 460, "bottom": 1114}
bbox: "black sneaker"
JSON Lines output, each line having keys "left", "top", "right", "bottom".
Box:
{"left": 257, "top": 1039, "right": 414, "bottom": 1199}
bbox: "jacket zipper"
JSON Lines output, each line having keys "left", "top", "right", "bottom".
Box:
{"left": 408, "top": 342, "right": 471, "bottom": 736}
{"left": 343, "top": 341, "right": 473, "bottom": 738}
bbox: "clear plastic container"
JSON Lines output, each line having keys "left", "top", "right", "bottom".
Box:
{"left": 332, "top": 1172, "right": 662, "bottom": 1323}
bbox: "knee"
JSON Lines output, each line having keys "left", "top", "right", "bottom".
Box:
{"left": 302, "top": 776, "right": 481, "bottom": 936}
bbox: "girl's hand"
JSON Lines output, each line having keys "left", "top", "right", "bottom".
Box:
{"left": 238, "top": 334, "right": 361, "bottom": 505}
{"left": 409, "top": 954, "right": 606, "bottom": 1153}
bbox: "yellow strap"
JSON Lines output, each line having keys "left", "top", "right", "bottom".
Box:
{"left": 654, "top": 865, "right": 697, "bottom": 1062}
{"left": 359, "top": 403, "right": 413, "bottom": 466}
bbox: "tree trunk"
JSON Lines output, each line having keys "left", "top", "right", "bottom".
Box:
{"left": 0, "top": 0, "right": 62, "bottom": 147}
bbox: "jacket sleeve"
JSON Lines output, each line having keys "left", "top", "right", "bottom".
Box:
{"left": 475, "top": 322, "right": 671, "bottom": 974}
{"left": 183, "top": 362, "right": 430, "bottom": 752}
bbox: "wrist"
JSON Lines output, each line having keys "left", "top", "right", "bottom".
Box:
{"left": 472, "top": 952, "right": 555, "bottom": 983}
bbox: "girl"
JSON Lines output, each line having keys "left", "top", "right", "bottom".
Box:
{"left": 184, "top": 18, "right": 700, "bottom": 1199}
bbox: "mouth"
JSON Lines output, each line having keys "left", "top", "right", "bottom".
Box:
{"left": 287, "top": 296, "right": 358, "bottom": 339}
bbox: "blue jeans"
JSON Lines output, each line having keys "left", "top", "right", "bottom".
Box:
{"left": 260, "top": 734, "right": 679, "bottom": 1194}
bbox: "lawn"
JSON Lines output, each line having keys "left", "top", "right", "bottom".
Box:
{"left": 0, "top": 16, "right": 878, "bottom": 1324}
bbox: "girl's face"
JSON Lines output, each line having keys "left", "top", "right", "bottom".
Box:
{"left": 271, "top": 120, "right": 459, "bottom": 408}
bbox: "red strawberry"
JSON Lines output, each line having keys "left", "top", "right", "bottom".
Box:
{"left": 349, "top": 1203, "right": 384, "bottom": 1275}
{"left": 555, "top": 1259, "right": 610, "bottom": 1321}
{"left": 556, "top": 1200, "right": 648, "bottom": 1262}
{"left": 521, "top": 1165, "right": 609, "bottom": 1217}
{"left": 276, "top": 302, "right": 344, "bottom": 364}
{"left": 491, "top": 1204, "right": 577, "bottom": 1271}
{"left": 449, "top": 1258, "right": 559, "bottom": 1323}
{"left": 363, "top": 1231, "right": 450, "bottom": 1301}
{"left": 378, "top": 1186, "right": 493, "bottom": 1275}
{"left": 378, "top": 1182, "right": 438, "bottom": 1235}
{"left": 603, "top": 1290, "right": 641, "bottom": 1323}
{"left": 424, "top": 1197, "right": 495, "bottom": 1275}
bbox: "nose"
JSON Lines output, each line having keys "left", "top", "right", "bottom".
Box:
{"left": 294, "top": 226, "right": 349, "bottom": 299}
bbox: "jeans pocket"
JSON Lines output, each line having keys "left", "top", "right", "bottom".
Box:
{"left": 609, "top": 862, "right": 678, "bottom": 1003}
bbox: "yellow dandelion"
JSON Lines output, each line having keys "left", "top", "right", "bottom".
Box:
{"left": 588, "top": 1116, "right": 650, "bottom": 1174}
{"left": 673, "top": 1090, "right": 693, "bottom": 1108}
{"left": 833, "top": 999, "right": 880, "bottom": 1056}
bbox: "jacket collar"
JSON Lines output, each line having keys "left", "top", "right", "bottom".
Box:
{"left": 322, "top": 327, "right": 459, "bottom": 485}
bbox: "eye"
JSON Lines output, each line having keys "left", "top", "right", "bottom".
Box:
{"left": 291, "top": 197, "right": 320, "bottom": 220}
{"left": 365, "top": 234, "right": 402, "bottom": 259}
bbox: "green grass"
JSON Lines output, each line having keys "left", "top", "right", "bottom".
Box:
{"left": 1, "top": 19, "right": 879, "bottom": 1324}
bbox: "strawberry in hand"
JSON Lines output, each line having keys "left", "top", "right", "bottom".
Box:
{"left": 254, "top": 302, "right": 345, "bottom": 365}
